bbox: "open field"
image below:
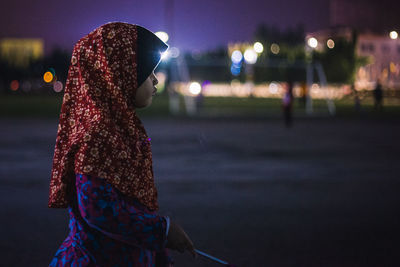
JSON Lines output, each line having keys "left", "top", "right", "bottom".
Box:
{"left": 1, "top": 93, "right": 400, "bottom": 119}
{"left": 0, "top": 115, "right": 399, "bottom": 266}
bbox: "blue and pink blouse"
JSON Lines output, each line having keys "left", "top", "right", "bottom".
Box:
{"left": 49, "top": 174, "right": 173, "bottom": 267}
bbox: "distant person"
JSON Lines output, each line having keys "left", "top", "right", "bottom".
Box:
{"left": 373, "top": 80, "right": 383, "bottom": 111}
{"left": 48, "top": 22, "right": 195, "bottom": 267}
{"left": 282, "top": 81, "right": 294, "bottom": 127}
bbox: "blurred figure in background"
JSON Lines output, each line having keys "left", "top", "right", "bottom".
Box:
{"left": 373, "top": 79, "right": 384, "bottom": 111}
{"left": 282, "top": 80, "right": 294, "bottom": 127}
{"left": 351, "top": 84, "right": 361, "bottom": 114}
{"left": 299, "top": 81, "right": 307, "bottom": 109}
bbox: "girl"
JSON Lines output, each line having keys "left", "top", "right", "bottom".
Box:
{"left": 48, "top": 22, "right": 195, "bottom": 266}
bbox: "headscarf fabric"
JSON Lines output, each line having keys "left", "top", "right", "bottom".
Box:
{"left": 48, "top": 22, "right": 167, "bottom": 211}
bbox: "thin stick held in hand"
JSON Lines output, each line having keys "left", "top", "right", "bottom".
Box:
{"left": 194, "top": 249, "right": 228, "bottom": 265}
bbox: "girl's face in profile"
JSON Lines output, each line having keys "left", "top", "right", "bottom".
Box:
{"left": 134, "top": 71, "right": 158, "bottom": 108}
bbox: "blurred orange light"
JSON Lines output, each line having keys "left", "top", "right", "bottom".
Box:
{"left": 390, "top": 62, "right": 397, "bottom": 73}
{"left": 327, "top": 39, "right": 335, "bottom": 49}
{"left": 43, "top": 71, "right": 54, "bottom": 83}
{"left": 10, "top": 80, "right": 19, "bottom": 91}
{"left": 270, "top": 43, "right": 280, "bottom": 54}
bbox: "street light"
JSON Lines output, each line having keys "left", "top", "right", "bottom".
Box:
{"left": 43, "top": 71, "right": 54, "bottom": 83}
{"left": 189, "top": 82, "right": 201, "bottom": 95}
{"left": 244, "top": 48, "right": 257, "bottom": 64}
{"left": 155, "top": 31, "right": 169, "bottom": 43}
{"left": 253, "top": 42, "right": 264, "bottom": 53}
{"left": 390, "top": 31, "right": 398, "bottom": 40}
{"left": 270, "top": 43, "right": 280, "bottom": 54}
{"left": 231, "top": 50, "right": 243, "bottom": 64}
{"left": 307, "top": 37, "right": 318, "bottom": 48}
{"left": 327, "top": 39, "right": 335, "bottom": 49}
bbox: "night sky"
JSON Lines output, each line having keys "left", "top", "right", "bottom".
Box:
{"left": 0, "top": 0, "right": 334, "bottom": 54}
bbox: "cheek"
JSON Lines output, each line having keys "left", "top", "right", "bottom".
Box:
{"left": 144, "top": 81, "right": 153, "bottom": 96}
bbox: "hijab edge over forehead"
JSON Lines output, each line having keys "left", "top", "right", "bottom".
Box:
{"left": 136, "top": 25, "right": 169, "bottom": 87}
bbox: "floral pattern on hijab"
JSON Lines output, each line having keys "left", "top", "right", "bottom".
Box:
{"left": 49, "top": 22, "right": 161, "bottom": 211}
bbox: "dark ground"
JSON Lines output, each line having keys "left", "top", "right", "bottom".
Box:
{"left": 1, "top": 116, "right": 400, "bottom": 267}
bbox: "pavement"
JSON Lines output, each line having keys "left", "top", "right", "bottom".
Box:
{"left": 0, "top": 116, "right": 399, "bottom": 266}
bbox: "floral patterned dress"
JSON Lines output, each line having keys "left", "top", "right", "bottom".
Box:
{"left": 49, "top": 174, "right": 173, "bottom": 267}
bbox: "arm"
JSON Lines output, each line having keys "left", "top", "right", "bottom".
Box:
{"left": 75, "top": 173, "right": 169, "bottom": 251}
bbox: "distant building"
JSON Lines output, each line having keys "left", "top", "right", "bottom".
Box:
{"left": 306, "top": 27, "right": 400, "bottom": 88}
{"left": 357, "top": 33, "right": 400, "bottom": 88}
{"left": 304, "top": 0, "right": 400, "bottom": 88}
{"left": 0, "top": 38, "right": 44, "bottom": 68}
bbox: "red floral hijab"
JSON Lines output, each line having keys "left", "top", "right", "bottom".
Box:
{"left": 49, "top": 22, "right": 166, "bottom": 211}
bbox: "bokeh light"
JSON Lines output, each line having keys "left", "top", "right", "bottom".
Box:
{"left": 43, "top": 71, "right": 54, "bottom": 83}
{"left": 244, "top": 48, "right": 257, "bottom": 64}
{"left": 327, "top": 39, "right": 335, "bottom": 49}
{"left": 155, "top": 31, "right": 169, "bottom": 43}
{"left": 230, "top": 63, "right": 241, "bottom": 76}
{"left": 189, "top": 82, "right": 202, "bottom": 95}
{"left": 270, "top": 43, "right": 280, "bottom": 54}
{"left": 389, "top": 31, "right": 398, "bottom": 40}
{"left": 169, "top": 47, "right": 180, "bottom": 58}
{"left": 307, "top": 37, "right": 318, "bottom": 48}
{"left": 53, "top": 81, "right": 63, "bottom": 92}
{"left": 253, "top": 42, "right": 264, "bottom": 53}
{"left": 10, "top": 80, "right": 19, "bottom": 91}
{"left": 231, "top": 50, "right": 243, "bottom": 64}
{"left": 269, "top": 82, "right": 278, "bottom": 94}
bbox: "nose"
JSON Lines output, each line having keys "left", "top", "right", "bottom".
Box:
{"left": 153, "top": 77, "right": 158, "bottom": 86}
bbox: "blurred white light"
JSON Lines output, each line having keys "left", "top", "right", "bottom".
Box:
{"left": 253, "top": 42, "right": 264, "bottom": 53}
{"left": 189, "top": 82, "right": 202, "bottom": 95}
{"left": 231, "top": 50, "right": 243, "bottom": 64}
{"left": 155, "top": 31, "right": 169, "bottom": 43}
{"left": 307, "top": 37, "right": 318, "bottom": 48}
{"left": 270, "top": 43, "right": 280, "bottom": 54}
{"left": 169, "top": 47, "right": 180, "bottom": 58}
{"left": 311, "top": 83, "right": 320, "bottom": 93}
{"left": 390, "top": 31, "right": 398, "bottom": 40}
{"left": 269, "top": 82, "right": 278, "bottom": 94}
{"left": 53, "top": 81, "right": 63, "bottom": 92}
{"left": 161, "top": 51, "right": 170, "bottom": 61}
{"left": 244, "top": 48, "right": 257, "bottom": 64}
{"left": 327, "top": 39, "right": 335, "bottom": 49}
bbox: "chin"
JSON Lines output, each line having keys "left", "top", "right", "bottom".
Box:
{"left": 140, "top": 100, "right": 152, "bottom": 109}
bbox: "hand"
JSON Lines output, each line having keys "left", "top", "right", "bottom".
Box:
{"left": 166, "top": 221, "right": 196, "bottom": 258}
